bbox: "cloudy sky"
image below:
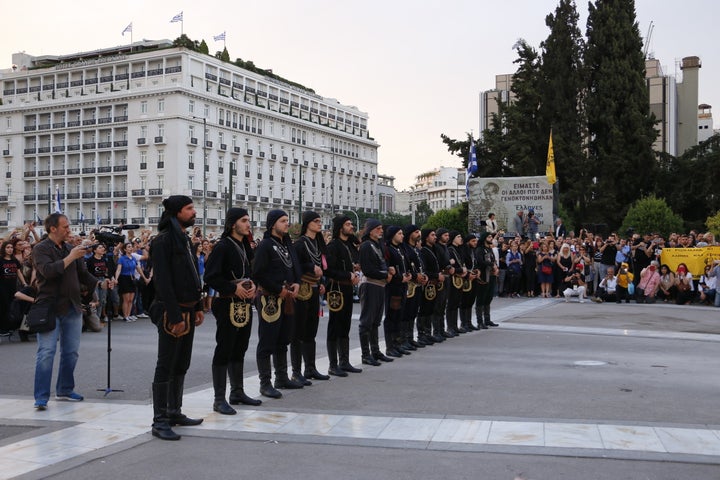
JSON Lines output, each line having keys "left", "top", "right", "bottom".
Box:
{"left": 2, "top": 0, "right": 717, "bottom": 189}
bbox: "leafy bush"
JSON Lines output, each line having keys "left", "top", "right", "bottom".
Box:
{"left": 620, "top": 195, "right": 683, "bottom": 238}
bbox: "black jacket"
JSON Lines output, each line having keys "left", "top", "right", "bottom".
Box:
{"left": 326, "top": 237, "right": 357, "bottom": 282}
{"left": 252, "top": 232, "right": 301, "bottom": 294}
{"left": 359, "top": 238, "right": 388, "bottom": 281}
{"left": 149, "top": 221, "right": 203, "bottom": 324}
{"left": 203, "top": 236, "right": 253, "bottom": 296}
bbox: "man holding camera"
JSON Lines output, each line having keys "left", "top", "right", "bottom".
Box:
{"left": 32, "top": 213, "right": 100, "bottom": 410}
{"left": 597, "top": 233, "right": 618, "bottom": 285}
{"left": 562, "top": 263, "right": 587, "bottom": 303}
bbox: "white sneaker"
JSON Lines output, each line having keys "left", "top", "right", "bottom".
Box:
{"left": 129, "top": 315, "right": 138, "bottom": 321}
{"left": 580, "top": 299, "right": 586, "bottom": 303}
{"left": 137, "top": 313, "right": 149, "bottom": 319}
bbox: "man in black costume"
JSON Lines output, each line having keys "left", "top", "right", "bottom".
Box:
{"left": 324, "top": 215, "right": 362, "bottom": 376}
{"left": 204, "top": 208, "right": 262, "bottom": 415}
{"left": 291, "top": 211, "right": 330, "bottom": 385}
{"left": 252, "top": 209, "right": 302, "bottom": 398}
{"left": 358, "top": 219, "right": 393, "bottom": 366}
{"left": 149, "top": 195, "right": 204, "bottom": 441}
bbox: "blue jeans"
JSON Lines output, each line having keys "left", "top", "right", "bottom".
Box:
{"left": 34, "top": 305, "right": 82, "bottom": 403}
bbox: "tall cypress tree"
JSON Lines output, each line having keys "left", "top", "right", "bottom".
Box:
{"left": 584, "top": 0, "right": 657, "bottom": 228}
{"left": 538, "top": 0, "right": 586, "bottom": 224}
{"left": 503, "top": 40, "right": 545, "bottom": 176}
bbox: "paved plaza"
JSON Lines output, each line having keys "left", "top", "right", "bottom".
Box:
{"left": 0, "top": 297, "right": 719, "bottom": 479}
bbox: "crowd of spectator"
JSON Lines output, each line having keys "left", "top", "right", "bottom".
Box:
{"left": 2, "top": 219, "right": 718, "bottom": 342}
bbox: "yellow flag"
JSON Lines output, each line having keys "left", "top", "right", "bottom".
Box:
{"left": 546, "top": 130, "right": 557, "bottom": 185}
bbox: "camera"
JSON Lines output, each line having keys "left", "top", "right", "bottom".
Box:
{"left": 91, "top": 224, "right": 140, "bottom": 247}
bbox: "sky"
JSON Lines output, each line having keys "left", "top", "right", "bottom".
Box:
{"left": 2, "top": 0, "right": 717, "bottom": 190}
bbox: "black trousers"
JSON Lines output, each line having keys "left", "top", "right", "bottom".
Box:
{"left": 151, "top": 302, "right": 196, "bottom": 383}
{"left": 327, "top": 284, "right": 353, "bottom": 341}
{"left": 255, "top": 297, "right": 294, "bottom": 361}
{"left": 358, "top": 283, "right": 384, "bottom": 336}
{"left": 211, "top": 298, "right": 252, "bottom": 366}
{"left": 293, "top": 287, "right": 320, "bottom": 344}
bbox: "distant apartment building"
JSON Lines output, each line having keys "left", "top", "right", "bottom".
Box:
{"left": 376, "top": 173, "right": 395, "bottom": 215}
{"left": 407, "top": 167, "right": 464, "bottom": 214}
{"left": 0, "top": 40, "right": 380, "bottom": 235}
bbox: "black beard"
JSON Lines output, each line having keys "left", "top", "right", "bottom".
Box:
{"left": 179, "top": 217, "right": 195, "bottom": 229}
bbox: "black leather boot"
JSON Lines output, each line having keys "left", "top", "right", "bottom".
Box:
{"left": 484, "top": 305, "right": 498, "bottom": 327}
{"left": 327, "top": 340, "right": 348, "bottom": 377}
{"left": 274, "top": 352, "right": 304, "bottom": 389}
{"left": 370, "top": 328, "right": 393, "bottom": 362}
{"left": 339, "top": 338, "right": 363, "bottom": 372}
{"left": 360, "top": 332, "right": 381, "bottom": 366}
{"left": 212, "top": 365, "right": 237, "bottom": 415}
{"left": 303, "top": 343, "right": 330, "bottom": 380}
{"left": 258, "top": 356, "right": 282, "bottom": 398}
{"left": 152, "top": 382, "right": 181, "bottom": 440}
{"left": 430, "top": 316, "right": 446, "bottom": 342}
{"left": 290, "top": 342, "right": 312, "bottom": 386}
{"left": 168, "top": 375, "right": 203, "bottom": 426}
{"left": 228, "top": 361, "right": 262, "bottom": 406}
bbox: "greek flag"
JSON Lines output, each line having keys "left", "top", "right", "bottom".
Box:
{"left": 170, "top": 11, "right": 183, "bottom": 23}
{"left": 96, "top": 214, "right": 102, "bottom": 226}
{"left": 213, "top": 31, "right": 226, "bottom": 42}
{"left": 465, "top": 140, "right": 478, "bottom": 199}
{"left": 54, "top": 189, "right": 62, "bottom": 214}
{"left": 122, "top": 22, "right": 132, "bottom": 36}
{"left": 80, "top": 211, "right": 85, "bottom": 223}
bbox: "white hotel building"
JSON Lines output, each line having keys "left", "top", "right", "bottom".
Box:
{"left": 0, "top": 40, "right": 379, "bottom": 234}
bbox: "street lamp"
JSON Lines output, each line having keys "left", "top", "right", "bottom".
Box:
{"left": 319, "top": 144, "right": 335, "bottom": 217}
{"left": 191, "top": 116, "right": 208, "bottom": 236}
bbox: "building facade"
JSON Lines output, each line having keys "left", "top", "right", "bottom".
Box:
{"left": 407, "top": 167, "right": 464, "bottom": 214}
{"left": 0, "top": 40, "right": 380, "bottom": 235}
{"left": 376, "top": 173, "right": 395, "bottom": 215}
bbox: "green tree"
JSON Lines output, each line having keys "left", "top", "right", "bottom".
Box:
{"left": 539, "top": 0, "right": 587, "bottom": 224}
{"left": 423, "top": 203, "right": 468, "bottom": 234}
{"left": 414, "top": 201, "right": 433, "bottom": 227}
{"left": 619, "top": 195, "right": 683, "bottom": 238}
{"left": 706, "top": 211, "right": 720, "bottom": 239}
{"left": 503, "top": 40, "right": 545, "bottom": 176}
{"left": 656, "top": 134, "right": 720, "bottom": 231}
{"left": 584, "top": 0, "right": 658, "bottom": 228}
{"left": 379, "top": 212, "right": 412, "bottom": 227}
{"left": 198, "top": 40, "right": 209, "bottom": 55}
{"left": 216, "top": 47, "right": 230, "bottom": 62}
{"left": 173, "top": 34, "right": 199, "bottom": 51}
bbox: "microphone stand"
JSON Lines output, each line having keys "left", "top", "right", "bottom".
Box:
{"left": 98, "top": 283, "right": 123, "bottom": 397}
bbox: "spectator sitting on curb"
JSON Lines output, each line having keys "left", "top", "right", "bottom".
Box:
{"left": 698, "top": 264, "right": 717, "bottom": 306}
{"left": 593, "top": 267, "right": 617, "bottom": 303}
{"left": 562, "top": 263, "right": 587, "bottom": 303}
{"left": 616, "top": 262, "right": 634, "bottom": 303}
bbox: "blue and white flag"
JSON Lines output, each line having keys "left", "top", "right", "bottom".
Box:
{"left": 465, "top": 140, "right": 478, "bottom": 199}
{"left": 122, "top": 22, "right": 132, "bottom": 36}
{"left": 170, "top": 11, "right": 183, "bottom": 23}
{"left": 54, "top": 189, "right": 62, "bottom": 214}
{"left": 96, "top": 214, "right": 102, "bottom": 226}
{"left": 80, "top": 211, "right": 85, "bottom": 223}
{"left": 213, "top": 31, "right": 226, "bottom": 42}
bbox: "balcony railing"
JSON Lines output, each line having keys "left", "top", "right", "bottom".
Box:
{"left": 97, "top": 166, "right": 112, "bottom": 173}
{"left": 67, "top": 168, "right": 80, "bottom": 174}
{"left": 113, "top": 165, "right": 128, "bottom": 172}
{"left": 148, "top": 188, "right": 163, "bottom": 196}
{"left": 131, "top": 189, "right": 145, "bottom": 196}
{"left": 97, "top": 191, "right": 112, "bottom": 198}
{"left": 82, "top": 167, "right": 96, "bottom": 174}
